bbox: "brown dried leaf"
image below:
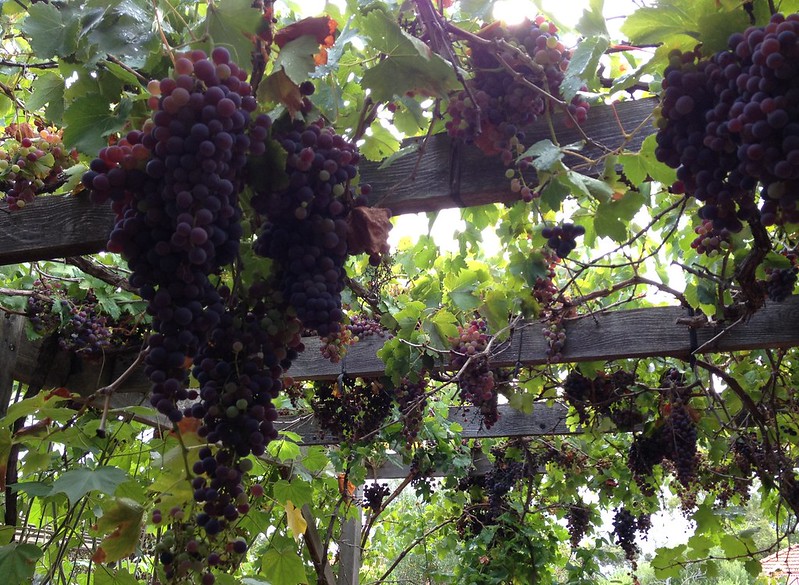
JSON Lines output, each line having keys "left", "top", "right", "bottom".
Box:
{"left": 346, "top": 207, "right": 392, "bottom": 256}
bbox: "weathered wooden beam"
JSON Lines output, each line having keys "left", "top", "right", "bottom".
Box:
{"left": 274, "top": 403, "right": 571, "bottom": 446}
{"left": 0, "top": 99, "right": 656, "bottom": 267}
{"left": 361, "top": 98, "right": 656, "bottom": 215}
{"left": 13, "top": 297, "right": 799, "bottom": 398}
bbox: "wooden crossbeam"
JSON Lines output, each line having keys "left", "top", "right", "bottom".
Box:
{"left": 14, "top": 297, "right": 799, "bottom": 396}
{"left": 0, "top": 99, "right": 656, "bottom": 267}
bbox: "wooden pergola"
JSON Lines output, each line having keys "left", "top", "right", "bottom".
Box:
{"left": 2, "top": 97, "right": 798, "bottom": 584}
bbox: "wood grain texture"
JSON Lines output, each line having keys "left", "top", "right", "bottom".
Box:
{"left": 0, "top": 100, "right": 656, "bottom": 266}
{"left": 0, "top": 194, "right": 114, "bottom": 265}
{"left": 0, "top": 316, "right": 24, "bottom": 417}
{"left": 274, "top": 403, "right": 571, "bottom": 446}
{"left": 360, "top": 98, "right": 656, "bottom": 214}
{"left": 13, "top": 297, "right": 799, "bottom": 394}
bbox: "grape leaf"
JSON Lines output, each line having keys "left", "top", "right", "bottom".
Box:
{"left": 0, "top": 543, "right": 43, "bottom": 584}
{"left": 63, "top": 95, "right": 133, "bottom": 155}
{"left": 200, "top": 0, "right": 261, "bottom": 66}
{"left": 258, "top": 70, "right": 304, "bottom": 116}
{"left": 272, "top": 478, "right": 313, "bottom": 507}
{"left": 274, "top": 35, "right": 321, "bottom": 84}
{"left": 26, "top": 72, "right": 65, "bottom": 124}
{"left": 20, "top": 2, "right": 80, "bottom": 59}
{"left": 562, "top": 35, "right": 609, "bottom": 99}
{"left": 93, "top": 567, "right": 140, "bottom": 585}
{"left": 360, "top": 10, "right": 458, "bottom": 101}
{"left": 92, "top": 498, "right": 145, "bottom": 564}
{"left": 261, "top": 539, "right": 309, "bottom": 585}
{"left": 50, "top": 466, "right": 128, "bottom": 505}
{"left": 285, "top": 501, "right": 307, "bottom": 541}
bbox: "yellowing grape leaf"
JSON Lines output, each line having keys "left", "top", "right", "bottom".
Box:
{"left": 258, "top": 70, "right": 304, "bottom": 116}
{"left": 285, "top": 501, "right": 307, "bottom": 542}
{"left": 92, "top": 498, "right": 145, "bottom": 564}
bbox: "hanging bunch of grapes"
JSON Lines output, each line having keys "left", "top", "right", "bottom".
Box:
{"left": 446, "top": 16, "right": 590, "bottom": 166}
{"left": 1, "top": 123, "right": 79, "bottom": 210}
{"left": 656, "top": 13, "right": 799, "bottom": 232}
{"left": 449, "top": 320, "right": 499, "bottom": 428}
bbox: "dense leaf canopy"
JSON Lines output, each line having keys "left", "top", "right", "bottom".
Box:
{"left": 0, "top": 0, "right": 798, "bottom": 584}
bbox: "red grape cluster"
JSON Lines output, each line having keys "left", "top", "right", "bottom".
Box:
{"left": 690, "top": 219, "right": 733, "bottom": 256}
{"left": 82, "top": 47, "right": 268, "bottom": 423}
{"left": 541, "top": 223, "right": 585, "bottom": 259}
{"left": 656, "top": 13, "right": 799, "bottom": 231}
{"left": 450, "top": 320, "right": 499, "bottom": 428}
{"left": 0, "top": 124, "right": 78, "bottom": 210}
{"left": 446, "top": 17, "right": 589, "bottom": 165}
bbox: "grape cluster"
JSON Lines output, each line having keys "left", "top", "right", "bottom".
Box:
{"left": 26, "top": 283, "right": 114, "bottom": 356}
{"left": 612, "top": 508, "right": 639, "bottom": 566}
{"left": 664, "top": 399, "right": 699, "bottom": 487}
{"left": 446, "top": 16, "right": 589, "bottom": 165}
{"left": 311, "top": 377, "right": 394, "bottom": 441}
{"left": 532, "top": 249, "right": 559, "bottom": 307}
{"left": 188, "top": 283, "right": 302, "bottom": 458}
{"left": 562, "top": 369, "right": 639, "bottom": 426}
{"left": 763, "top": 266, "right": 798, "bottom": 301}
{"left": 252, "top": 120, "right": 368, "bottom": 338}
{"left": 486, "top": 452, "right": 525, "bottom": 520}
{"left": 395, "top": 376, "right": 429, "bottom": 446}
{"left": 450, "top": 320, "right": 499, "bottom": 428}
{"left": 656, "top": 13, "right": 799, "bottom": 231}
{"left": 541, "top": 223, "right": 585, "bottom": 259}
{"left": 627, "top": 398, "right": 699, "bottom": 491}
{"left": 0, "top": 124, "right": 78, "bottom": 210}
{"left": 363, "top": 482, "right": 391, "bottom": 511}
{"left": 347, "top": 313, "right": 388, "bottom": 339}
{"left": 82, "top": 47, "right": 267, "bottom": 422}
{"left": 319, "top": 327, "right": 354, "bottom": 363}
{"left": 566, "top": 503, "right": 591, "bottom": 548}
{"left": 152, "top": 501, "right": 248, "bottom": 584}
{"left": 690, "top": 219, "right": 733, "bottom": 256}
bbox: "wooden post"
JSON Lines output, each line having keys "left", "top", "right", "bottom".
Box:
{"left": 338, "top": 489, "right": 362, "bottom": 585}
{"left": 0, "top": 315, "right": 24, "bottom": 417}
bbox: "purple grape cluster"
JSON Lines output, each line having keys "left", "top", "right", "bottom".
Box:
{"left": 363, "top": 482, "right": 391, "bottom": 511}
{"left": 252, "top": 120, "right": 364, "bottom": 337}
{"left": 763, "top": 266, "right": 798, "bottom": 301}
{"left": 657, "top": 13, "right": 799, "bottom": 230}
{"left": 627, "top": 397, "right": 699, "bottom": 491}
{"left": 566, "top": 503, "right": 591, "bottom": 548}
{"left": 347, "top": 313, "right": 388, "bottom": 339}
{"left": 26, "top": 284, "right": 112, "bottom": 356}
{"left": 446, "top": 17, "right": 589, "bottom": 167}
{"left": 395, "top": 376, "right": 429, "bottom": 446}
{"left": 81, "top": 47, "right": 269, "bottom": 422}
{"left": 541, "top": 223, "right": 585, "bottom": 259}
{"left": 450, "top": 321, "right": 499, "bottom": 428}
{"left": 612, "top": 507, "right": 639, "bottom": 566}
